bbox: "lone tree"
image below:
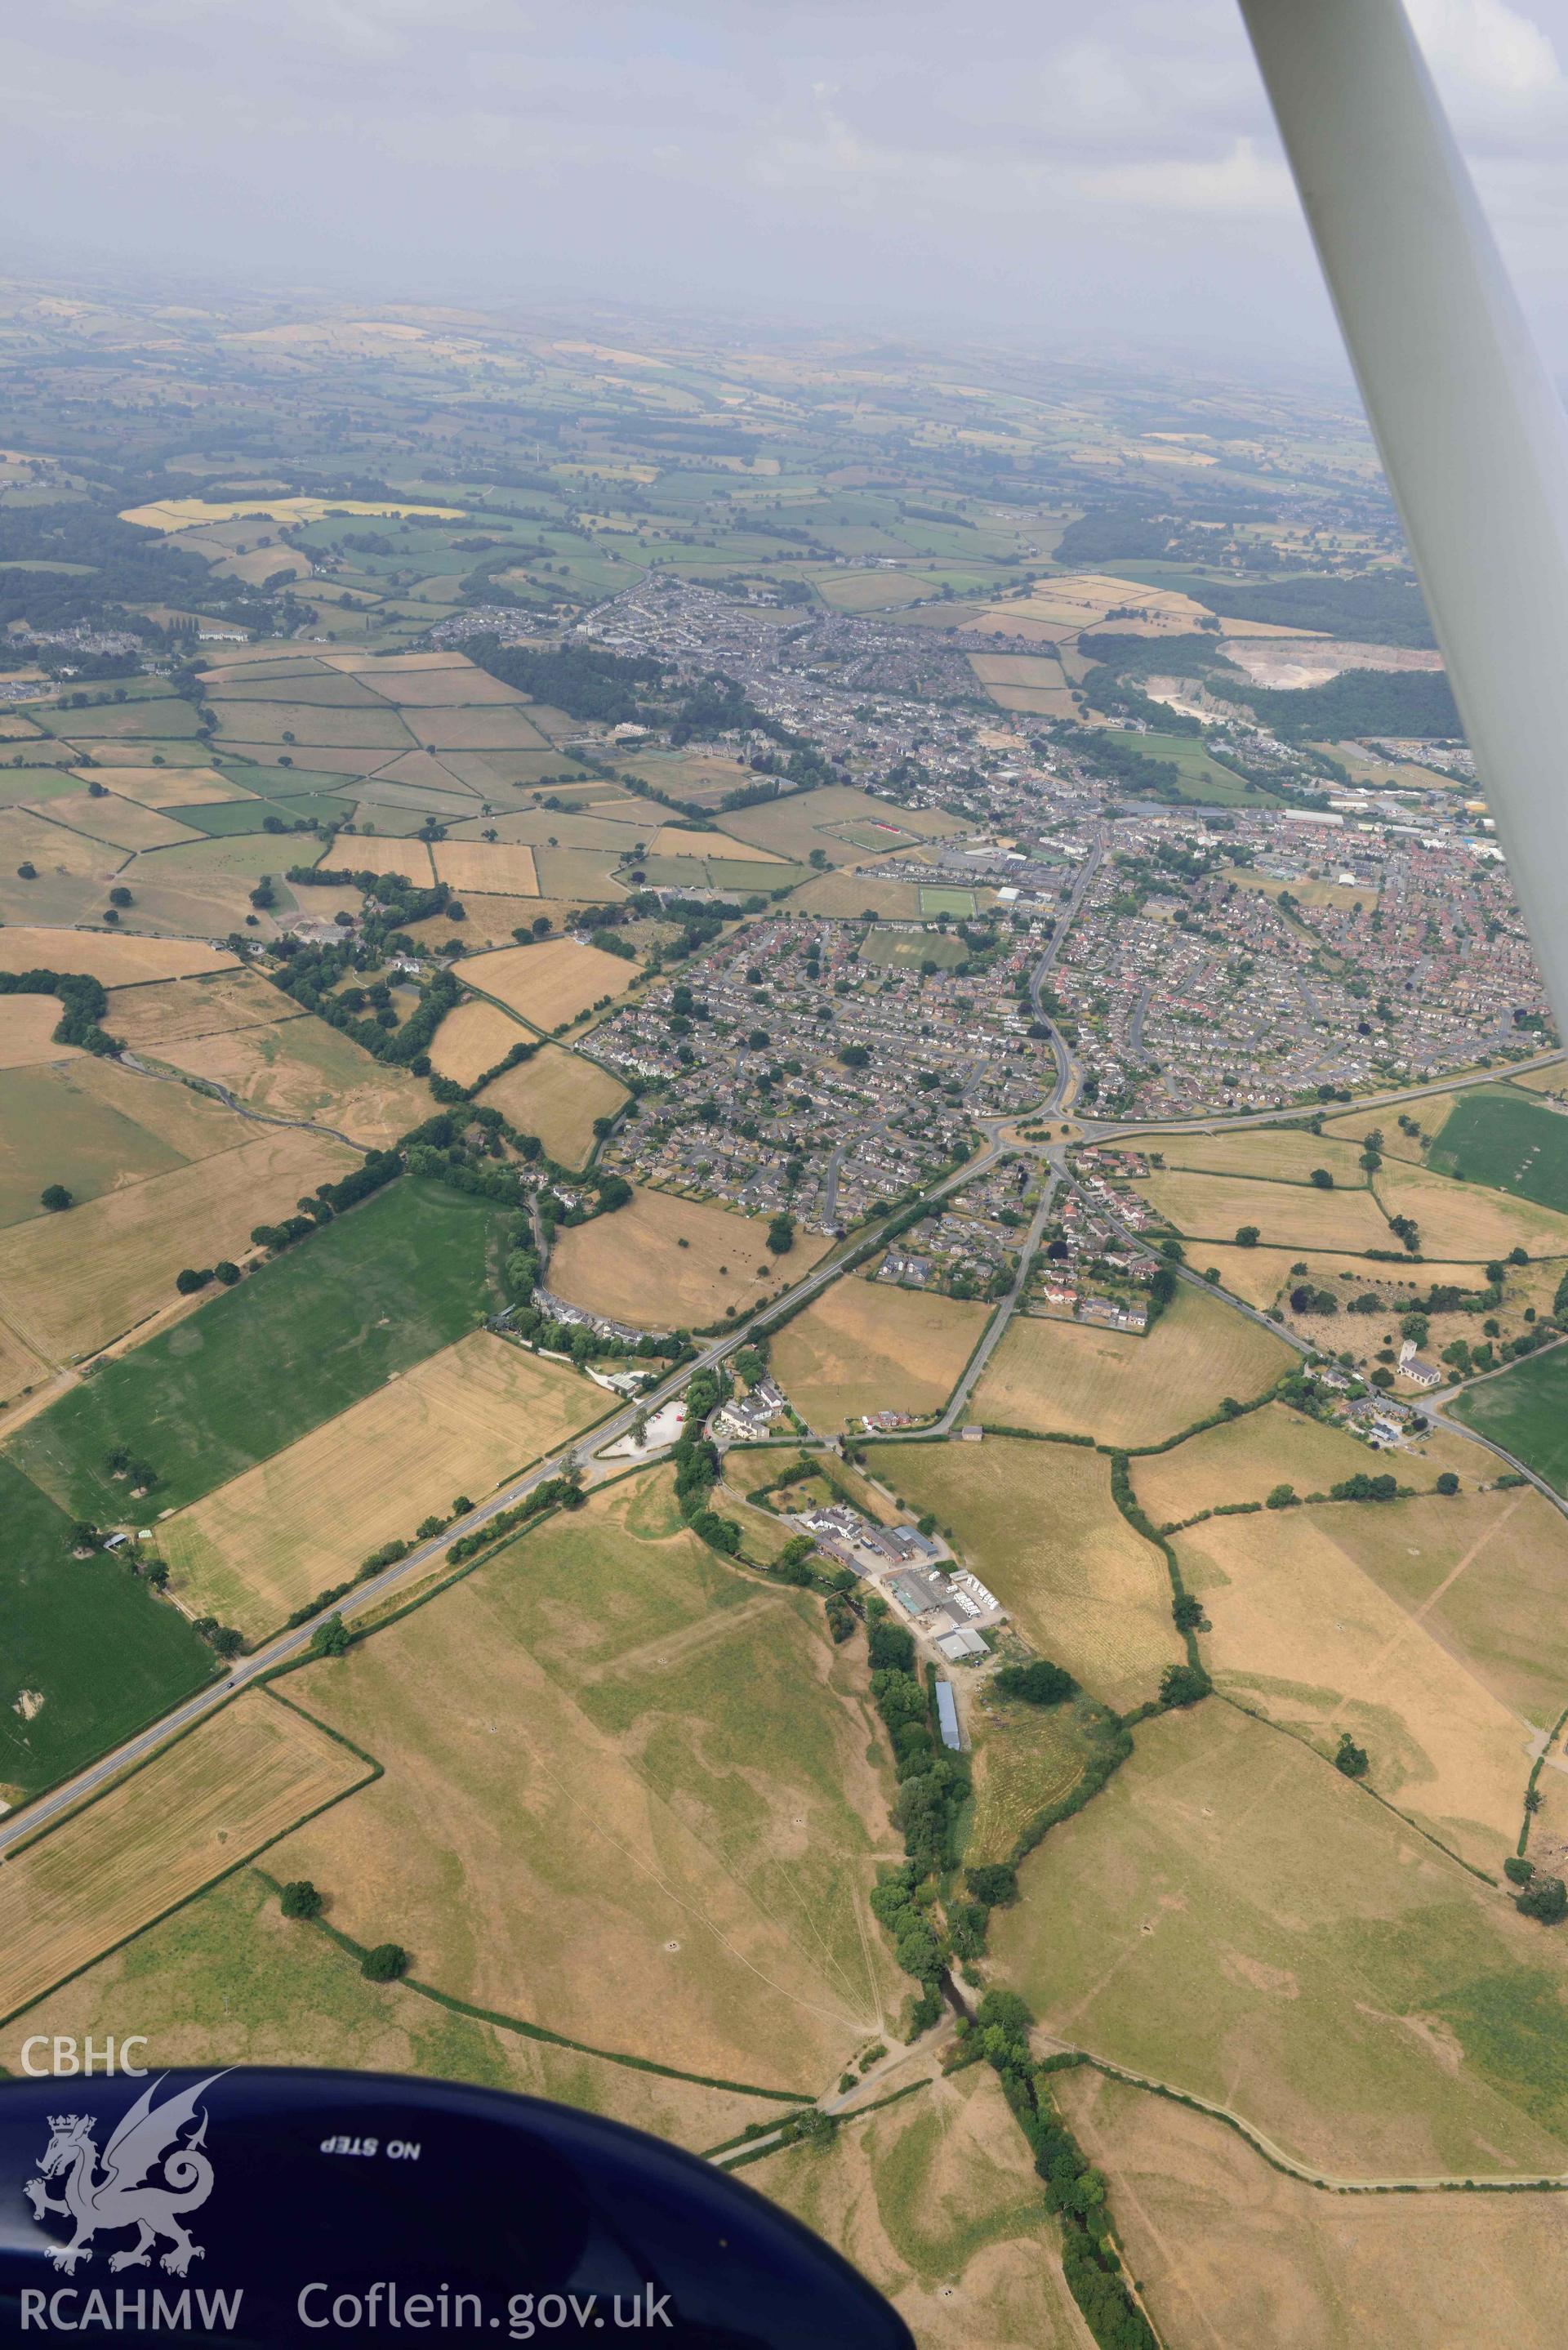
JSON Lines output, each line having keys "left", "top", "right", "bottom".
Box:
{"left": 1234, "top": 1224, "right": 1261, "bottom": 1247}
{"left": 1160, "top": 1662, "right": 1211, "bottom": 1709}
{"left": 280, "top": 1880, "right": 323, "bottom": 1921}
{"left": 361, "top": 1942, "right": 411, "bottom": 1982}
{"left": 1309, "top": 1167, "right": 1334, "bottom": 1189}
{"left": 310, "top": 1612, "right": 352, "bottom": 1658}
{"left": 994, "top": 1658, "right": 1076, "bottom": 1708}
{"left": 767, "top": 1211, "right": 795, "bottom": 1255}
{"left": 1334, "top": 1732, "right": 1370, "bottom": 1778}
{"left": 1517, "top": 1875, "right": 1568, "bottom": 1925}
{"left": 40, "top": 1184, "right": 73, "bottom": 1212}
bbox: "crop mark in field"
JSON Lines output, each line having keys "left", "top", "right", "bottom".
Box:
{"left": 1329, "top": 1491, "right": 1539, "bottom": 1741}
{"left": 575, "top": 1589, "right": 784, "bottom": 1686}
{"left": 515, "top": 1724, "right": 880, "bottom": 2035}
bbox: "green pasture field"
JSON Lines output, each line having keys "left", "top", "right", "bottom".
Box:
{"left": 177, "top": 792, "right": 347, "bottom": 836}
{"left": 1429, "top": 1087, "right": 1568, "bottom": 1214}
{"left": 1448, "top": 1344, "right": 1568, "bottom": 1495}
{"left": 34, "top": 697, "right": 201, "bottom": 742}
{"left": 917, "top": 886, "right": 976, "bottom": 917}
{"left": 0, "top": 1064, "right": 185, "bottom": 1227}
{"left": 213, "top": 764, "right": 357, "bottom": 800}
{"left": 860, "top": 928, "right": 968, "bottom": 972}
{"left": 0, "top": 1457, "right": 216, "bottom": 1799}
{"left": 6, "top": 1179, "right": 508, "bottom": 1526}
{"left": 1091, "top": 727, "right": 1268, "bottom": 806}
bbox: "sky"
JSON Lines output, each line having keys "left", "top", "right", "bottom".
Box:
{"left": 9, "top": 0, "right": 1568, "bottom": 365}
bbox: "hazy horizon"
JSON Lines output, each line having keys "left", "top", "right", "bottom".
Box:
{"left": 11, "top": 0, "right": 1568, "bottom": 367}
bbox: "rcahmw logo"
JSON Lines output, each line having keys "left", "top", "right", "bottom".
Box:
{"left": 23, "top": 2073, "right": 226, "bottom": 2281}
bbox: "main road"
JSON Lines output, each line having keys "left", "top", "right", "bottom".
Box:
{"left": 0, "top": 1132, "right": 1018, "bottom": 1860}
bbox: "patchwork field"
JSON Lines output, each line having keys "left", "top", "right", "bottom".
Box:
{"left": 149, "top": 1014, "right": 430, "bottom": 1149}
{"left": 887, "top": 1438, "right": 1183, "bottom": 1710}
{"left": 463, "top": 937, "right": 640, "bottom": 1031}
{"left": 426, "top": 997, "right": 528, "bottom": 1086}
{"left": 270, "top": 1470, "right": 903, "bottom": 2089}
{"left": 973, "top": 1282, "right": 1292, "bottom": 1446}
{"left": 0, "top": 1456, "right": 216, "bottom": 1803}
{"left": 1176, "top": 1492, "right": 1543, "bottom": 1868}
{"left": 550, "top": 1184, "right": 821, "bottom": 1329}
{"left": 1192, "top": 1241, "right": 1466, "bottom": 1313}
{"left": 1058, "top": 2068, "right": 1568, "bottom": 2350}
{"left": 763, "top": 2062, "right": 1082, "bottom": 2350}
{"left": 0, "top": 1693, "right": 373, "bottom": 2022}
{"left": 477, "top": 1045, "right": 629, "bottom": 1167}
{"left": 1135, "top": 1167, "right": 1393, "bottom": 1251}
{"left": 0, "top": 1123, "right": 354, "bottom": 1362}
{"left": 0, "top": 1869, "right": 784, "bottom": 2156}
{"left": 769, "top": 1275, "right": 989, "bottom": 1432}
{"left": 7, "top": 1179, "right": 509, "bottom": 1523}
{"left": 1132, "top": 1400, "right": 1413, "bottom": 1526}
{"left": 162, "top": 1333, "right": 604, "bottom": 1640}
{"left": 997, "top": 1699, "right": 1568, "bottom": 2176}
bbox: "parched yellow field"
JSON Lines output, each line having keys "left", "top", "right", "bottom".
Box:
{"left": 0, "top": 1693, "right": 371, "bottom": 2022}
{"left": 764, "top": 2061, "right": 1084, "bottom": 2350}
{"left": 1136, "top": 1167, "right": 1392, "bottom": 1251}
{"left": 0, "top": 807, "right": 128, "bottom": 881}
{"left": 428, "top": 997, "right": 528, "bottom": 1086}
{"left": 1509, "top": 1059, "right": 1568, "bottom": 1097}
{"left": 0, "top": 927, "right": 237, "bottom": 987}
{"left": 1058, "top": 2069, "right": 1568, "bottom": 2350}
{"left": 550, "top": 1184, "right": 824, "bottom": 1328}
{"left": 0, "top": 995, "right": 79, "bottom": 1068}
{"left": 269, "top": 1469, "right": 902, "bottom": 2090}
{"left": 122, "top": 496, "right": 464, "bottom": 530}
{"left": 789, "top": 871, "right": 931, "bottom": 921}
{"left": 888, "top": 1438, "right": 1183, "bottom": 1710}
{"left": 1193, "top": 1242, "right": 1472, "bottom": 1312}
{"left": 0, "top": 1126, "right": 353, "bottom": 1361}
{"left": 647, "top": 825, "right": 786, "bottom": 864}
{"left": 973, "top": 1282, "right": 1292, "bottom": 1446}
{"left": 477, "top": 1046, "right": 629, "bottom": 1168}
{"left": 1148, "top": 1129, "right": 1367, "bottom": 1184}
{"left": 73, "top": 765, "right": 253, "bottom": 809}
{"left": 431, "top": 841, "right": 540, "bottom": 896}
{"left": 1, "top": 1869, "right": 785, "bottom": 2159}
{"left": 1222, "top": 865, "right": 1379, "bottom": 912}
{"left": 334, "top": 836, "right": 434, "bottom": 885}
{"left": 463, "top": 937, "right": 640, "bottom": 1031}
{"left": 998, "top": 1699, "right": 1568, "bottom": 2178}
{"left": 151, "top": 1015, "right": 430, "bottom": 1150}
{"left": 967, "top": 652, "right": 1068, "bottom": 689}
{"left": 105, "top": 966, "right": 295, "bottom": 1048}
{"left": 357, "top": 665, "right": 529, "bottom": 709}
{"left": 31, "top": 791, "right": 198, "bottom": 853}
{"left": 1133, "top": 1400, "right": 1405, "bottom": 1525}
{"left": 769, "top": 1275, "right": 989, "bottom": 1432}
{"left": 1375, "top": 1161, "right": 1568, "bottom": 1260}
{"left": 406, "top": 707, "right": 549, "bottom": 752}
{"left": 162, "top": 1334, "right": 605, "bottom": 1640}
{"left": 1176, "top": 1494, "right": 1541, "bottom": 1868}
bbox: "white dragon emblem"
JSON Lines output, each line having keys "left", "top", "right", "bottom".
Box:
{"left": 24, "top": 2074, "right": 224, "bottom": 2276}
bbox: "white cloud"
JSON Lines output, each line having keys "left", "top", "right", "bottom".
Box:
{"left": 1407, "top": 0, "right": 1561, "bottom": 95}
{"left": 1077, "top": 134, "right": 1293, "bottom": 213}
